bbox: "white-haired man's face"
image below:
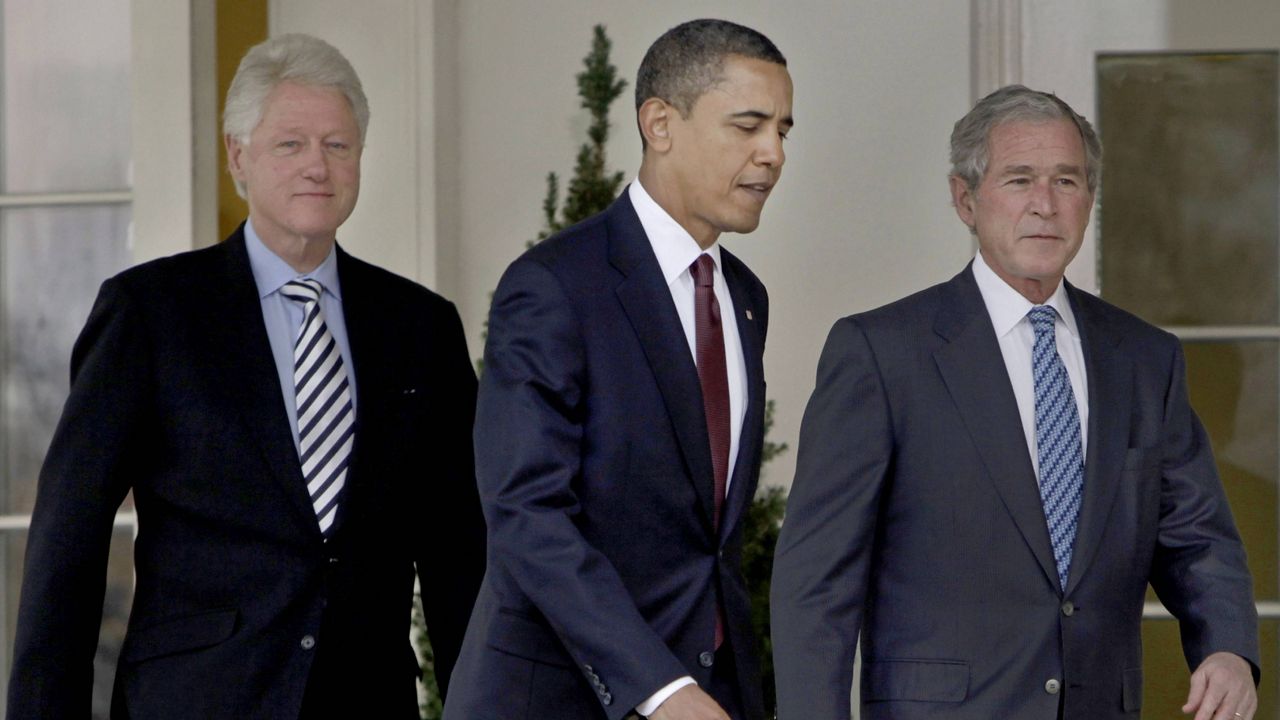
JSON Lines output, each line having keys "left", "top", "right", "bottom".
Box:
{"left": 227, "top": 81, "right": 362, "bottom": 247}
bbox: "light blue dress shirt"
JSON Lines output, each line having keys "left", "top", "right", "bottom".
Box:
{"left": 243, "top": 219, "right": 357, "bottom": 455}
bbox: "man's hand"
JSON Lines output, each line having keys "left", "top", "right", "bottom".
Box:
{"left": 649, "top": 685, "right": 730, "bottom": 720}
{"left": 1182, "top": 651, "right": 1256, "bottom": 720}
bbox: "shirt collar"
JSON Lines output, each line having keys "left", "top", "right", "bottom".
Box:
{"left": 628, "top": 180, "right": 722, "bottom": 284}
{"left": 971, "top": 250, "right": 1079, "bottom": 340}
{"left": 244, "top": 218, "right": 343, "bottom": 301}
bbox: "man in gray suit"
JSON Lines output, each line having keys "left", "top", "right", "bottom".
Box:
{"left": 771, "top": 85, "right": 1259, "bottom": 720}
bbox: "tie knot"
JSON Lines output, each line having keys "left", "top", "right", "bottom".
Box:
{"left": 690, "top": 254, "right": 715, "bottom": 289}
{"left": 1028, "top": 305, "right": 1057, "bottom": 335}
{"left": 281, "top": 278, "right": 323, "bottom": 305}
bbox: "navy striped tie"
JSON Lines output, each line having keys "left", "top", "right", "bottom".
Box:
{"left": 1029, "top": 305, "right": 1083, "bottom": 590}
{"left": 281, "top": 279, "right": 353, "bottom": 538}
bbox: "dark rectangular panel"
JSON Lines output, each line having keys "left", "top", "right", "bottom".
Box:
{"left": 1098, "top": 52, "right": 1278, "bottom": 325}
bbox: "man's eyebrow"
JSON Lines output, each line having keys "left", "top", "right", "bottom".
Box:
{"left": 998, "top": 163, "right": 1083, "bottom": 175}
{"left": 729, "top": 110, "right": 795, "bottom": 128}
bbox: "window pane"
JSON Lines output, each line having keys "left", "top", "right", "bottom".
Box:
{"left": 2, "top": 206, "right": 130, "bottom": 515}
{"left": 1097, "top": 52, "right": 1279, "bottom": 326}
{"left": 1142, "top": 617, "right": 1276, "bottom": 718}
{"left": 2, "top": 0, "right": 131, "bottom": 193}
{"left": 1, "top": 526, "right": 133, "bottom": 719}
{"left": 1184, "top": 341, "right": 1278, "bottom": 602}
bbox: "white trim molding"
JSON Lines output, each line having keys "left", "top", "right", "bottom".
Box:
{"left": 971, "top": 0, "right": 1023, "bottom": 103}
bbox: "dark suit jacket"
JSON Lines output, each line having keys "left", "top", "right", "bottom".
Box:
{"left": 8, "top": 226, "right": 486, "bottom": 719}
{"left": 444, "top": 191, "right": 769, "bottom": 720}
{"left": 771, "top": 265, "right": 1259, "bottom": 720}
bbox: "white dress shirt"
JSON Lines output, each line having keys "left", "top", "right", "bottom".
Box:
{"left": 628, "top": 179, "right": 749, "bottom": 715}
{"left": 971, "top": 250, "right": 1089, "bottom": 475}
{"left": 629, "top": 180, "right": 749, "bottom": 492}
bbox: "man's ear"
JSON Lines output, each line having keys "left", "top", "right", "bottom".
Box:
{"left": 949, "top": 174, "right": 977, "bottom": 231}
{"left": 637, "top": 98, "right": 674, "bottom": 153}
{"left": 225, "top": 134, "right": 247, "bottom": 182}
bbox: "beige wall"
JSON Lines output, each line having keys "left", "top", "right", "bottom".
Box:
{"left": 446, "top": 1, "right": 973, "bottom": 487}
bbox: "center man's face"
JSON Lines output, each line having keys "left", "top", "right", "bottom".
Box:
{"left": 664, "top": 55, "right": 794, "bottom": 246}
{"left": 951, "top": 119, "right": 1094, "bottom": 296}
{"left": 227, "top": 81, "right": 362, "bottom": 245}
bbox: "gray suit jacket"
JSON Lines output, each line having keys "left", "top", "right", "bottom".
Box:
{"left": 771, "top": 265, "right": 1259, "bottom": 719}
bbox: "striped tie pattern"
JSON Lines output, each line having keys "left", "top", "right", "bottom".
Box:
{"left": 281, "top": 279, "right": 353, "bottom": 537}
{"left": 1028, "top": 305, "right": 1084, "bottom": 590}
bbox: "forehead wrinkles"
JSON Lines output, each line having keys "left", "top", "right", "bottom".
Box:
{"left": 991, "top": 122, "right": 1081, "bottom": 156}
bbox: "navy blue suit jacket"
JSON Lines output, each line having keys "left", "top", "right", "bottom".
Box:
{"left": 8, "top": 227, "right": 485, "bottom": 719}
{"left": 445, "top": 191, "right": 769, "bottom": 720}
{"left": 771, "top": 265, "right": 1259, "bottom": 719}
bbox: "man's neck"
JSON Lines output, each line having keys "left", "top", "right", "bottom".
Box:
{"left": 636, "top": 163, "right": 719, "bottom": 250}
{"left": 253, "top": 223, "right": 336, "bottom": 274}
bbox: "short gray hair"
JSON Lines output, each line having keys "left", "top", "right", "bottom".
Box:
{"left": 224, "top": 34, "right": 369, "bottom": 195}
{"left": 950, "top": 84, "right": 1102, "bottom": 193}
{"left": 635, "top": 19, "right": 785, "bottom": 146}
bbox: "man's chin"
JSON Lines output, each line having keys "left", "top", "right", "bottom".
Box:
{"left": 721, "top": 214, "right": 763, "bottom": 236}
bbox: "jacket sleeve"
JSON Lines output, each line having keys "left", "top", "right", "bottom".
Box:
{"left": 7, "top": 278, "right": 147, "bottom": 718}
{"left": 417, "top": 300, "right": 485, "bottom": 698}
{"left": 770, "top": 316, "right": 893, "bottom": 720}
{"left": 474, "top": 257, "right": 688, "bottom": 718}
{"left": 1148, "top": 342, "right": 1261, "bottom": 680}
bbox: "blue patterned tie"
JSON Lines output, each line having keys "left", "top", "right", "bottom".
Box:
{"left": 1028, "top": 305, "right": 1083, "bottom": 590}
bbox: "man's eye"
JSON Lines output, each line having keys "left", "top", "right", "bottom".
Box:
{"left": 735, "top": 124, "right": 758, "bottom": 134}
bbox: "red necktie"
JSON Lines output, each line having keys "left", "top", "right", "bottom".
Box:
{"left": 690, "top": 254, "right": 729, "bottom": 649}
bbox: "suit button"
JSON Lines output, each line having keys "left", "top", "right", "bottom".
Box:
{"left": 698, "top": 651, "right": 714, "bottom": 668}
{"left": 300, "top": 635, "right": 316, "bottom": 650}
{"left": 602, "top": 692, "right": 613, "bottom": 705}
{"left": 1045, "top": 678, "right": 1061, "bottom": 695}
{"left": 1061, "top": 601, "right": 1075, "bottom": 617}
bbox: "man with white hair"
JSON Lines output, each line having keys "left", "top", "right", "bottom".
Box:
{"left": 8, "top": 34, "right": 484, "bottom": 719}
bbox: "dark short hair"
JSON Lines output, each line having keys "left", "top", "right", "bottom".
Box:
{"left": 635, "top": 18, "right": 786, "bottom": 122}
{"left": 950, "top": 84, "right": 1103, "bottom": 193}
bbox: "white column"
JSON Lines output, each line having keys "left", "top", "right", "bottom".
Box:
{"left": 130, "top": 0, "right": 218, "bottom": 263}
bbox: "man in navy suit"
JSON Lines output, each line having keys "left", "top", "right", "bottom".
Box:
{"left": 8, "top": 34, "right": 484, "bottom": 718}
{"left": 771, "top": 85, "right": 1259, "bottom": 719}
{"left": 445, "top": 19, "right": 792, "bottom": 720}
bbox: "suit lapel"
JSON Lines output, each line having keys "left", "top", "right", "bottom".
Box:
{"left": 208, "top": 229, "right": 319, "bottom": 536}
{"left": 1063, "top": 285, "right": 1131, "bottom": 595}
{"left": 717, "top": 250, "right": 764, "bottom": 542}
{"left": 932, "top": 268, "right": 1060, "bottom": 591}
{"left": 607, "top": 193, "right": 718, "bottom": 534}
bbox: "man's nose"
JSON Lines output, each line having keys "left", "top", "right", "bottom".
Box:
{"left": 300, "top": 143, "right": 330, "bottom": 181}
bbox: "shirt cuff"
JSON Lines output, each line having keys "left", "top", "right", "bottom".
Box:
{"left": 635, "top": 676, "right": 697, "bottom": 716}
